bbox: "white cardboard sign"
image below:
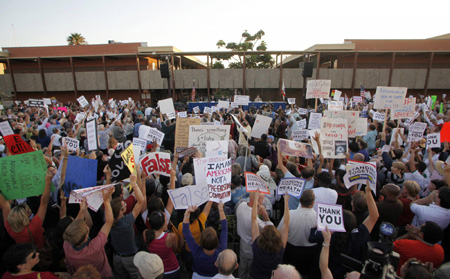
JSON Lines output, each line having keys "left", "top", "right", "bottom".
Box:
{"left": 206, "top": 159, "right": 232, "bottom": 203}
{"left": 62, "top": 137, "right": 80, "bottom": 152}
{"left": 86, "top": 119, "right": 98, "bottom": 151}
{"left": 245, "top": 172, "right": 270, "bottom": 194}
{"left": 77, "top": 96, "right": 89, "bottom": 108}
{"left": 251, "top": 114, "right": 272, "bottom": 139}
{"left": 139, "top": 125, "right": 165, "bottom": 146}
{"left": 168, "top": 184, "right": 210, "bottom": 210}
{"left": 306, "top": 80, "right": 331, "bottom": 99}
{"left": 218, "top": 100, "right": 230, "bottom": 109}
{"left": 234, "top": 95, "right": 250, "bottom": 106}
{"left": 158, "top": 98, "right": 176, "bottom": 119}
{"left": 69, "top": 184, "right": 115, "bottom": 212}
{"left": 177, "top": 111, "right": 187, "bottom": 118}
{"left": 427, "top": 133, "right": 441, "bottom": 149}
{"left": 188, "top": 125, "right": 230, "bottom": 154}
{"left": 308, "top": 112, "right": 322, "bottom": 130}
{"left": 374, "top": 86, "right": 407, "bottom": 109}
{"left": 297, "top": 119, "right": 307, "bottom": 129}
{"left": 140, "top": 152, "right": 172, "bottom": 177}
{"left": 343, "top": 160, "right": 377, "bottom": 194}
{"left": 0, "top": 121, "right": 14, "bottom": 136}
{"left": 292, "top": 129, "right": 310, "bottom": 141}
{"left": 288, "top": 98, "right": 296, "bottom": 105}
{"left": 317, "top": 203, "right": 346, "bottom": 232}
{"left": 373, "top": 112, "right": 385, "bottom": 122}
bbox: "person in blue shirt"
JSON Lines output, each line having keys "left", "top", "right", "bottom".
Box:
{"left": 363, "top": 124, "right": 377, "bottom": 155}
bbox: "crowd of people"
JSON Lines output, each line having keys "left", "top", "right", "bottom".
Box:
{"left": 0, "top": 93, "right": 449, "bottom": 279}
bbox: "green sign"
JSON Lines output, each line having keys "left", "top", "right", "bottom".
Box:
{"left": 431, "top": 95, "right": 437, "bottom": 110}
{"left": 0, "top": 151, "right": 50, "bottom": 200}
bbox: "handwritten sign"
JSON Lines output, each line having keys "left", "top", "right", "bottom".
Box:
{"left": 333, "top": 90, "right": 342, "bottom": 101}
{"left": 177, "top": 111, "right": 187, "bottom": 118}
{"left": 288, "top": 98, "right": 296, "bottom": 105}
{"left": 234, "top": 95, "right": 250, "bottom": 106}
{"left": 323, "top": 110, "right": 359, "bottom": 138}
{"left": 203, "top": 107, "right": 213, "bottom": 115}
{"left": 317, "top": 203, "right": 345, "bottom": 232}
{"left": 168, "top": 184, "right": 210, "bottom": 210}
{"left": 356, "top": 118, "right": 368, "bottom": 136}
{"left": 279, "top": 139, "right": 314, "bottom": 159}
{"left": 140, "top": 152, "right": 171, "bottom": 177}
{"left": 0, "top": 151, "right": 49, "bottom": 200}
{"left": 121, "top": 143, "right": 135, "bottom": 173}
{"left": 320, "top": 117, "right": 348, "bottom": 159}
{"left": 297, "top": 119, "right": 307, "bottom": 129}
{"left": 343, "top": 160, "right": 377, "bottom": 193}
{"left": 218, "top": 100, "right": 230, "bottom": 109}
{"left": 139, "top": 125, "right": 165, "bottom": 146}
{"left": 251, "top": 114, "right": 272, "bottom": 139}
{"left": 193, "top": 106, "right": 200, "bottom": 114}
{"left": 374, "top": 86, "right": 407, "bottom": 109}
{"left": 308, "top": 112, "right": 322, "bottom": 130}
{"left": 407, "top": 122, "right": 427, "bottom": 142}
{"left": 69, "top": 183, "right": 115, "bottom": 212}
{"left": 277, "top": 178, "right": 306, "bottom": 198}
{"left": 188, "top": 125, "right": 230, "bottom": 154}
{"left": 77, "top": 96, "right": 89, "bottom": 108}
{"left": 306, "top": 80, "right": 331, "bottom": 99}
{"left": 206, "top": 140, "right": 228, "bottom": 159}
{"left": 328, "top": 101, "right": 343, "bottom": 111}
{"left": 373, "top": 112, "right": 385, "bottom": 122}
{"left": 0, "top": 121, "right": 14, "bottom": 136}
{"left": 62, "top": 137, "right": 79, "bottom": 152}
{"left": 158, "top": 98, "right": 176, "bottom": 119}
{"left": 353, "top": 96, "right": 362, "bottom": 103}
{"left": 174, "top": 118, "right": 201, "bottom": 153}
{"left": 391, "top": 98, "right": 416, "bottom": 120}
{"left": 86, "top": 119, "right": 98, "bottom": 151}
{"left": 206, "top": 159, "right": 232, "bottom": 203}
{"left": 245, "top": 172, "right": 270, "bottom": 194}
{"left": 427, "top": 133, "right": 441, "bottom": 149}
{"left": 292, "top": 129, "right": 309, "bottom": 141}
{"left": 64, "top": 156, "right": 98, "bottom": 197}
{"left": 298, "top": 108, "right": 308, "bottom": 115}
{"left": 4, "top": 134, "right": 34, "bottom": 155}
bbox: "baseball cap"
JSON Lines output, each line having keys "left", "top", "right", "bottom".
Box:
{"left": 133, "top": 252, "right": 164, "bottom": 279}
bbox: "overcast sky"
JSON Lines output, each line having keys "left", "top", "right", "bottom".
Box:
{"left": 0, "top": 0, "right": 448, "bottom": 54}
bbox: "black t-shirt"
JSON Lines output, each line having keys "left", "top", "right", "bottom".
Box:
{"left": 250, "top": 237, "right": 284, "bottom": 279}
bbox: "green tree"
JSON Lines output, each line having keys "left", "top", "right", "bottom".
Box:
{"left": 67, "top": 33, "right": 87, "bottom": 45}
{"left": 211, "top": 30, "right": 274, "bottom": 69}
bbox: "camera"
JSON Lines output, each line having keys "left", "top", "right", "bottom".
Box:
{"left": 341, "top": 222, "right": 400, "bottom": 279}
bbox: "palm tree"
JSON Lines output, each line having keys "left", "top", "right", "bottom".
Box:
{"left": 67, "top": 33, "right": 87, "bottom": 45}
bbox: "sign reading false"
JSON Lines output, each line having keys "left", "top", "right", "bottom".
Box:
{"left": 317, "top": 203, "right": 345, "bottom": 232}
{"left": 245, "top": 172, "right": 270, "bottom": 194}
{"left": 4, "top": 134, "right": 34, "bottom": 155}
{"left": 168, "top": 184, "right": 210, "bottom": 210}
{"left": 140, "top": 152, "right": 171, "bottom": 177}
{"left": 206, "top": 159, "right": 232, "bottom": 203}
{"left": 277, "top": 178, "right": 306, "bottom": 198}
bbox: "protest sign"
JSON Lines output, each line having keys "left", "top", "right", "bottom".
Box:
{"left": 132, "top": 138, "right": 147, "bottom": 158}
{"left": 317, "top": 203, "right": 346, "bottom": 232}
{"left": 251, "top": 114, "right": 272, "bottom": 139}
{"left": 109, "top": 141, "right": 132, "bottom": 182}
{"left": 179, "top": 147, "right": 198, "bottom": 158}
{"left": 230, "top": 102, "right": 239, "bottom": 109}
{"left": 298, "top": 108, "right": 308, "bottom": 115}
{"left": 333, "top": 90, "right": 342, "bottom": 101}
{"left": 28, "top": 99, "right": 44, "bottom": 107}
{"left": 245, "top": 172, "right": 270, "bottom": 194}
{"left": 297, "top": 119, "right": 307, "bottom": 129}
{"left": 390, "top": 128, "right": 405, "bottom": 146}
{"left": 306, "top": 80, "right": 331, "bottom": 99}
{"left": 218, "top": 100, "right": 230, "bottom": 109}
{"left": 177, "top": 111, "right": 187, "bottom": 118}
{"left": 427, "top": 133, "right": 441, "bottom": 149}
{"left": 288, "top": 98, "right": 296, "bottom": 105}
{"left": 404, "top": 111, "right": 420, "bottom": 126}
{"left": 391, "top": 98, "right": 416, "bottom": 120}
{"left": 353, "top": 96, "right": 362, "bottom": 103}
{"left": 206, "top": 159, "right": 232, "bottom": 203}
{"left": 441, "top": 122, "right": 450, "bottom": 143}
{"left": 62, "top": 137, "right": 79, "bottom": 152}
{"left": 43, "top": 98, "right": 52, "bottom": 105}
{"left": 373, "top": 112, "right": 385, "bottom": 122}
{"left": 74, "top": 112, "right": 86, "bottom": 123}
{"left": 381, "top": 145, "right": 391, "bottom": 153}
{"left": 139, "top": 125, "right": 165, "bottom": 146}
{"left": 206, "top": 140, "right": 228, "bottom": 159}
{"left": 188, "top": 125, "right": 230, "bottom": 154}
{"left": 407, "top": 122, "right": 427, "bottom": 142}
{"left": 4, "top": 134, "right": 34, "bottom": 155}
{"left": 0, "top": 120, "right": 14, "bottom": 136}
{"left": 0, "top": 151, "right": 50, "bottom": 200}
{"left": 140, "top": 152, "right": 171, "bottom": 177}
{"left": 193, "top": 106, "right": 200, "bottom": 114}
{"left": 86, "top": 119, "right": 98, "bottom": 151}
{"left": 308, "top": 112, "right": 322, "bottom": 130}
{"left": 277, "top": 178, "right": 306, "bottom": 198}
{"left": 320, "top": 117, "right": 348, "bottom": 159}
{"left": 69, "top": 183, "right": 115, "bottom": 212}
{"left": 374, "top": 86, "right": 407, "bottom": 109}
{"left": 323, "top": 110, "right": 359, "bottom": 138}
{"left": 343, "top": 160, "right": 377, "bottom": 193}
{"left": 356, "top": 118, "right": 368, "bottom": 136}
{"left": 174, "top": 118, "right": 201, "bottom": 153}
{"left": 158, "top": 98, "right": 176, "bottom": 119}
{"left": 193, "top": 157, "right": 223, "bottom": 186}
{"left": 234, "top": 95, "right": 250, "bottom": 106}
{"left": 328, "top": 101, "right": 343, "bottom": 111}
{"left": 279, "top": 138, "right": 314, "bottom": 159}
{"left": 168, "top": 184, "right": 210, "bottom": 210}
{"left": 121, "top": 143, "right": 135, "bottom": 173}
{"left": 64, "top": 156, "right": 98, "bottom": 197}
{"left": 203, "top": 107, "right": 213, "bottom": 115}
{"left": 292, "top": 129, "right": 309, "bottom": 141}
{"left": 77, "top": 96, "right": 89, "bottom": 108}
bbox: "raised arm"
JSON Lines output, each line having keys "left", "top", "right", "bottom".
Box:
{"left": 60, "top": 188, "right": 68, "bottom": 220}
{"left": 319, "top": 227, "right": 333, "bottom": 279}
{"left": 202, "top": 200, "right": 213, "bottom": 217}
{"left": 277, "top": 141, "right": 288, "bottom": 175}
{"left": 362, "top": 180, "right": 379, "bottom": 233}
{"left": 100, "top": 187, "right": 114, "bottom": 236}
{"left": 280, "top": 193, "right": 290, "bottom": 248}
{"left": 36, "top": 170, "right": 55, "bottom": 222}
{"left": 75, "top": 198, "right": 92, "bottom": 230}
{"left": 140, "top": 169, "right": 148, "bottom": 214}
{"left": 104, "top": 165, "right": 112, "bottom": 185}
{"left": 130, "top": 173, "right": 144, "bottom": 219}
{"left": 251, "top": 190, "right": 260, "bottom": 242}
{"left": 165, "top": 169, "right": 176, "bottom": 216}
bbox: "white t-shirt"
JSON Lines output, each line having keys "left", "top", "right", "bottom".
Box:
{"left": 311, "top": 187, "right": 338, "bottom": 212}
{"left": 277, "top": 207, "right": 317, "bottom": 247}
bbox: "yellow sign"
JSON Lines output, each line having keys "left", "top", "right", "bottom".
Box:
{"left": 121, "top": 143, "right": 135, "bottom": 173}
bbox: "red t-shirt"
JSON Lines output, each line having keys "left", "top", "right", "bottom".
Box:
{"left": 2, "top": 271, "right": 59, "bottom": 279}
{"left": 394, "top": 239, "right": 444, "bottom": 274}
{"left": 4, "top": 215, "right": 45, "bottom": 249}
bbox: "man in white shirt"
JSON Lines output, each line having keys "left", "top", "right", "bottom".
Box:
{"left": 236, "top": 191, "right": 272, "bottom": 279}
{"left": 309, "top": 172, "right": 338, "bottom": 212}
{"left": 411, "top": 187, "right": 450, "bottom": 230}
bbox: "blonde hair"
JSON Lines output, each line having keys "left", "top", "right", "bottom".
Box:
{"left": 8, "top": 204, "right": 31, "bottom": 233}
{"left": 63, "top": 219, "right": 89, "bottom": 247}
{"left": 392, "top": 161, "right": 406, "bottom": 173}
{"left": 404, "top": 180, "right": 420, "bottom": 197}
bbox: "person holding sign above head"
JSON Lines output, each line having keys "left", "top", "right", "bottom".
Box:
{"left": 250, "top": 190, "right": 290, "bottom": 279}
{"left": 182, "top": 202, "right": 228, "bottom": 279}
{"left": 308, "top": 181, "right": 379, "bottom": 279}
